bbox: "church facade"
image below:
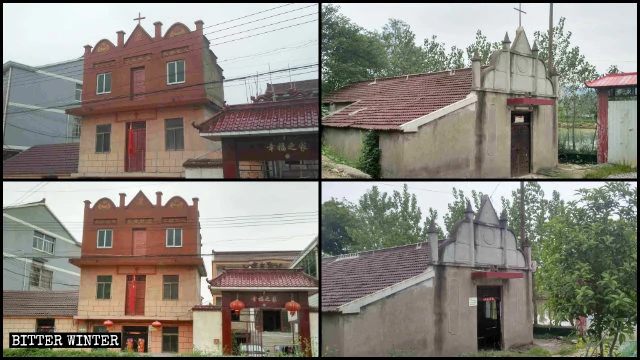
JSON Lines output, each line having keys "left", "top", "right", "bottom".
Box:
{"left": 321, "top": 196, "right": 534, "bottom": 356}
{"left": 322, "top": 27, "right": 558, "bottom": 178}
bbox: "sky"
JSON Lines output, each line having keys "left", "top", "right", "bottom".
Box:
{"left": 330, "top": 3, "right": 637, "bottom": 75}
{"left": 2, "top": 3, "right": 319, "bottom": 105}
{"left": 3, "top": 181, "right": 319, "bottom": 304}
{"left": 322, "top": 181, "right": 637, "bottom": 234}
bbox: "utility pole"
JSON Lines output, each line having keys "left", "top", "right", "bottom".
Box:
{"left": 520, "top": 181, "right": 525, "bottom": 248}
{"left": 548, "top": 3, "right": 554, "bottom": 74}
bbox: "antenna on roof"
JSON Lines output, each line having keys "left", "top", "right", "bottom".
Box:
{"left": 244, "top": 78, "right": 249, "bottom": 104}
{"left": 288, "top": 63, "right": 293, "bottom": 90}
{"left": 268, "top": 64, "right": 275, "bottom": 102}
{"left": 255, "top": 71, "right": 259, "bottom": 98}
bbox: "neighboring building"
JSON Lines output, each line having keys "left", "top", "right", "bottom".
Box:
{"left": 321, "top": 196, "right": 534, "bottom": 357}
{"left": 68, "top": 191, "right": 207, "bottom": 354}
{"left": 210, "top": 249, "right": 301, "bottom": 306}
{"left": 195, "top": 82, "right": 319, "bottom": 179}
{"left": 322, "top": 27, "right": 558, "bottom": 178}
{"left": 3, "top": 199, "right": 81, "bottom": 291}
{"left": 3, "top": 58, "right": 84, "bottom": 149}
{"left": 289, "top": 237, "right": 319, "bottom": 357}
{"left": 585, "top": 72, "right": 637, "bottom": 167}
{"left": 263, "top": 79, "right": 319, "bottom": 102}
{"left": 2, "top": 143, "right": 79, "bottom": 179}
{"left": 66, "top": 19, "right": 225, "bottom": 178}
{"left": 2, "top": 290, "right": 79, "bottom": 349}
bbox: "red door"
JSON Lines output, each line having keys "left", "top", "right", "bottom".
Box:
{"left": 132, "top": 68, "right": 145, "bottom": 100}
{"left": 126, "top": 122, "right": 146, "bottom": 172}
{"left": 125, "top": 275, "right": 146, "bottom": 315}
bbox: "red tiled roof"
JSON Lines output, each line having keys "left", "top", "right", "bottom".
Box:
{"left": 207, "top": 268, "right": 318, "bottom": 288}
{"left": 3, "top": 290, "right": 78, "bottom": 317}
{"left": 3, "top": 143, "right": 79, "bottom": 176}
{"left": 322, "top": 68, "right": 474, "bottom": 130}
{"left": 199, "top": 98, "right": 318, "bottom": 135}
{"left": 585, "top": 72, "right": 637, "bottom": 88}
{"left": 267, "top": 79, "right": 319, "bottom": 95}
{"left": 321, "top": 242, "right": 431, "bottom": 312}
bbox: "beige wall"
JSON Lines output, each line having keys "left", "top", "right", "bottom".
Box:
{"left": 78, "top": 266, "right": 199, "bottom": 320}
{"left": 76, "top": 107, "right": 219, "bottom": 177}
{"left": 320, "top": 313, "right": 344, "bottom": 357}
{"left": 322, "top": 127, "right": 365, "bottom": 163}
{"left": 192, "top": 310, "right": 222, "bottom": 354}
{"left": 478, "top": 92, "right": 511, "bottom": 178}
{"left": 3, "top": 317, "right": 76, "bottom": 349}
{"left": 310, "top": 311, "right": 319, "bottom": 357}
{"left": 530, "top": 104, "right": 558, "bottom": 172}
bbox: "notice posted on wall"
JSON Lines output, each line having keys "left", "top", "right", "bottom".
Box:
{"left": 10, "top": 333, "right": 122, "bottom": 349}
{"left": 515, "top": 115, "right": 525, "bottom": 123}
{"left": 469, "top": 297, "right": 478, "bottom": 307}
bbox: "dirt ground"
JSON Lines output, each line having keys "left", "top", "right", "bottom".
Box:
{"left": 321, "top": 155, "right": 371, "bottom": 179}
{"left": 513, "top": 338, "right": 581, "bottom": 357}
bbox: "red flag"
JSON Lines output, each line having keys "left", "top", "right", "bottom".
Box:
{"left": 127, "top": 123, "right": 135, "bottom": 158}
{"left": 129, "top": 272, "right": 136, "bottom": 314}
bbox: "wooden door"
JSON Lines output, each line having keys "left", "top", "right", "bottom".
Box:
{"left": 126, "top": 122, "right": 146, "bottom": 172}
{"left": 132, "top": 229, "right": 146, "bottom": 256}
{"left": 132, "top": 68, "right": 145, "bottom": 100}
{"left": 511, "top": 113, "right": 531, "bottom": 177}
{"left": 125, "top": 275, "right": 146, "bottom": 315}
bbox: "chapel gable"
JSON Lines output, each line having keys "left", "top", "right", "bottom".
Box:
{"left": 127, "top": 190, "right": 154, "bottom": 209}
{"left": 92, "top": 39, "right": 116, "bottom": 54}
{"left": 164, "top": 22, "right": 191, "bottom": 39}
{"left": 124, "top": 24, "right": 154, "bottom": 47}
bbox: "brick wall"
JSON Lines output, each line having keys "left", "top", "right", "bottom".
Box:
{"left": 3, "top": 317, "right": 76, "bottom": 349}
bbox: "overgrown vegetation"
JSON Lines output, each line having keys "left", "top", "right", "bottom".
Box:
{"left": 583, "top": 163, "right": 637, "bottom": 178}
{"left": 3, "top": 349, "right": 150, "bottom": 357}
{"left": 321, "top": 143, "right": 359, "bottom": 169}
{"left": 357, "top": 130, "right": 381, "bottom": 178}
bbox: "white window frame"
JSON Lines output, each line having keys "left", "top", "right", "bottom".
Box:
{"left": 166, "top": 60, "right": 185, "bottom": 85}
{"left": 75, "top": 83, "right": 83, "bottom": 101}
{"left": 33, "top": 231, "right": 55, "bottom": 254}
{"left": 97, "top": 229, "right": 113, "bottom": 248}
{"left": 166, "top": 228, "right": 182, "bottom": 248}
{"left": 96, "top": 73, "right": 111, "bottom": 95}
{"left": 72, "top": 117, "right": 81, "bottom": 138}
{"left": 30, "top": 262, "right": 53, "bottom": 290}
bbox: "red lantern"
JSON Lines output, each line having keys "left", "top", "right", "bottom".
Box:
{"left": 151, "top": 321, "right": 162, "bottom": 329}
{"left": 230, "top": 299, "right": 245, "bottom": 314}
{"left": 104, "top": 320, "right": 114, "bottom": 331}
{"left": 285, "top": 300, "right": 301, "bottom": 316}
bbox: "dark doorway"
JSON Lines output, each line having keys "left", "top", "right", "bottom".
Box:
{"left": 126, "top": 121, "right": 146, "bottom": 172}
{"left": 263, "top": 309, "right": 282, "bottom": 331}
{"left": 477, "top": 286, "right": 502, "bottom": 351}
{"left": 510, "top": 112, "right": 531, "bottom": 177}
{"left": 122, "top": 326, "right": 148, "bottom": 353}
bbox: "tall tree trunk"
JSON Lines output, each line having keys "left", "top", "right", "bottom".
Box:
{"left": 608, "top": 330, "right": 619, "bottom": 357}
{"left": 572, "top": 97, "right": 577, "bottom": 151}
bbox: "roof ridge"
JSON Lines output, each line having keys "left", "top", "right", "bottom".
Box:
{"left": 343, "top": 67, "right": 474, "bottom": 86}
{"left": 324, "top": 241, "right": 429, "bottom": 260}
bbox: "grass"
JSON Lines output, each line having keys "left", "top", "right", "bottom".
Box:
{"left": 583, "top": 163, "right": 636, "bottom": 178}
{"left": 460, "top": 350, "right": 538, "bottom": 357}
{"left": 3, "top": 348, "right": 150, "bottom": 357}
{"left": 321, "top": 143, "right": 359, "bottom": 169}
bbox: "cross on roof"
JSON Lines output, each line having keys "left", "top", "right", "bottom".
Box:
{"left": 513, "top": 3, "right": 526, "bottom": 28}
{"left": 133, "top": 12, "right": 145, "bottom": 25}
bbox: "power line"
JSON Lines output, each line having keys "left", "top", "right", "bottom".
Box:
{"left": 2, "top": 265, "right": 80, "bottom": 288}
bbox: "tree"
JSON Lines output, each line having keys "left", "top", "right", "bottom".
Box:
{"left": 447, "top": 45, "right": 466, "bottom": 70}
{"left": 607, "top": 64, "right": 620, "bottom": 74}
{"left": 321, "top": 4, "right": 388, "bottom": 94}
{"left": 321, "top": 198, "right": 356, "bottom": 255}
{"left": 538, "top": 182, "right": 637, "bottom": 357}
{"left": 378, "top": 19, "right": 426, "bottom": 77}
{"left": 465, "top": 29, "right": 501, "bottom": 66}
{"left": 443, "top": 187, "right": 484, "bottom": 237}
{"left": 422, "top": 34, "right": 449, "bottom": 73}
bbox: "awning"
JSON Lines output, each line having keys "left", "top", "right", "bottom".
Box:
{"left": 471, "top": 271, "right": 524, "bottom": 279}
{"left": 507, "top": 98, "right": 554, "bottom": 106}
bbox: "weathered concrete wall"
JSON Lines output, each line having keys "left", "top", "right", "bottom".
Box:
{"left": 310, "top": 311, "right": 319, "bottom": 357}
{"left": 340, "top": 280, "right": 434, "bottom": 357}
{"left": 530, "top": 104, "right": 558, "bottom": 172}
{"left": 478, "top": 92, "right": 511, "bottom": 178}
{"left": 322, "top": 127, "right": 364, "bottom": 163}
{"left": 379, "top": 104, "right": 477, "bottom": 178}
{"left": 320, "top": 313, "right": 344, "bottom": 357}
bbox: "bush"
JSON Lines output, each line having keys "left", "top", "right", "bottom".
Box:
{"left": 526, "top": 347, "right": 551, "bottom": 357}
{"left": 358, "top": 130, "right": 381, "bottom": 178}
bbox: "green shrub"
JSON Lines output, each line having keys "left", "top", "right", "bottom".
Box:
{"left": 358, "top": 130, "right": 381, "bottom": 178}
{"left": 526, "top": 347, "right": 551, "bottom": 357}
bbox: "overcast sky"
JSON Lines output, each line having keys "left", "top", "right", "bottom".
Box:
{"left": 322, "top": 181, "right": 636, "bottom": 234}
{"left": 330, "top": 3, "right": 637, "bottom": 75}
{"left": 3, "top": 181, "right": 318, "bottom": 304}
{"left": 2, "top": 3, "right": 319, "bottom": 105}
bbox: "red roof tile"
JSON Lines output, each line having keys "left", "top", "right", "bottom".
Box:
{"left": 321, "top": 242, "right": 431, "bottom": 312}
{"left": 322, "top": 69, "right": 474, "bottom": 130}
{"left": 207, "top": 268, "right": 318, "bottom": 288}
{"left": 3, "top": 143, "right": 79, "bottom": 176}
{"left": 199, "top": 98, "right": 318, "bottom": 135}
{"left": 585, "top": 72, "right": 637, "bottom": 88}
{"left": 3, "top": 290, "right": 78, "bottom": 317}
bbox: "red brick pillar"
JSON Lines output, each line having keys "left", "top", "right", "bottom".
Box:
{"left": 222, "top": 139, "right": 237, "bottom": 178}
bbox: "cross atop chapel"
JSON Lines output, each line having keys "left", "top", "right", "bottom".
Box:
{"left": 513, "top": 3, "right": 526, "bottom": 28}
{"left": 134, "top": 12, "right": 146, "bottom": 25}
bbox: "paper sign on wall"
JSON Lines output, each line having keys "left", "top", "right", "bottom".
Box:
{"left": 469, "top": 297, "right": 478, "bottom": 307}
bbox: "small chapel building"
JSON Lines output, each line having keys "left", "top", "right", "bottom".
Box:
{"left": 321, "top": 196, "right": 534, "bottom": 357}
{"left": 322, "top": 27, "right": 558, "bottom": 178}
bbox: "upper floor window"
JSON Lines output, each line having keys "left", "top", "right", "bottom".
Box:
{"left": 96, "top": 275, "right": 112, "bottom": 299}
{"left": 33, "top": 231, "right": 55, "bottom": 254}
{"left": 75, "top": 83, "right": 83, "bottom": 101}
{"left": 166, "top": 228, "right": 182, "bottom": 247}
{"left": 97, "top": 229, "right": 113, "bottom": 248}
{"left": 95, "top": 124, "right": 111, "bottom": 153}
{"left": 96, "top": 73, "right": 111, "bottom": 95}
{"left": 165, "top": 118, "right": 184, "bottom": 151}
{"left": 163, "top": 275, "right": 179, "bottom": 300}
{"left": 71, "top": 117, "right": 81, "bottom": 138}
{"left": 167, "top": 60, "right": 185, "bottom": 85}
{"left": 30, "top": 262, "right": 53, "bottom": 290}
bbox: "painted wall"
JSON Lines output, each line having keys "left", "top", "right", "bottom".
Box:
{"left": 320, "top": 313, "right": 344, "bottom": 357}
{"left": 607, "top": 100, "right": 637, "bottom": 167}
{"left": 3, "top": 205, "right": 81, "bottom": 291}
{"left": 310, "top": 311, "right": 319, "bottom": 357}
{"left": 193, "top": 310, "right": 222, "bottom": 354}
{"left": 321, "top": 127, "right": 364, "bottom": 163}
{"left": 184, "top": 167, "right": 223, "bottom": 178}
{"left": 76, "top": 107, "right": 219, "bottom": 177}
{"left": 3, "top": 60, "right": 83, "bottom": 147}
{"left": 3, "top": 317, "right": 76, "bottom": 349}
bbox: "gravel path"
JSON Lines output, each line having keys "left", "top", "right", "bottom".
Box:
{"left": 606, "top": 172, "right": 637, "bottom": 179}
